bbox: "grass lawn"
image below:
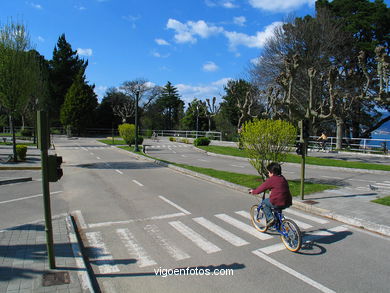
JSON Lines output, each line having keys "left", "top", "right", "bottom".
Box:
{"left": 117, "top": 145, "right": 336, "bottom": 197}
{"left": 98, "top": 138, "right": 126, "bottom": 145}
{"left": 371, "top": 196, "right": 390, "bottom": 206}
{"left": 198, "top": 145, "right": 390, "bottom": 172}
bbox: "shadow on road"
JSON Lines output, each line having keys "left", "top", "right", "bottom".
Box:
{"left": 76, "top": 161, "right": 163, "bottom": 170}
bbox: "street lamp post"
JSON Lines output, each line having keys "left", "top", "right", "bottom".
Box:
{"left": 134, "top": 90, "right": 140, "bottom": 152}
{"left": 196, "top": 104, "right": 199, "bottom": 138}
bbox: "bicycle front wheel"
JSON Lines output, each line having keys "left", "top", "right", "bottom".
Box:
{"left": 280, "top": 219, "right": 302, "bottom": 252}
{"left": 250, "top": 204, "right": 268, "bottom": 232}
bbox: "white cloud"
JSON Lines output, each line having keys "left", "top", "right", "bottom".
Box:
{"left": 123, "top": 15, "right": 141, "bottom": 29}
{"left": 224, "top": 21, "right": 282, "bottom": 50}
{"left": 250, "top": 56, "right": 263, "bottom": 66}
{"left": 166, "top": 18, "right": 282, "bottom": 50}
{"left": 233, "top": 16, "right": 246, "bottom": 26}
{"left": 28, "top": 2, "right": 42, "bottom": 9}
{"left": 77, "top": 48, "right": 93, "bottom": 57}
{"left": 222, "top": 1, "right": 238, "bottom": 8}
{"left": 37, "top": 36, "right": 45, "bottom": 42}
{"left": 167, "top": 18, "right": 223, "bottom": 44}
{"left": 152, "top": 51, "right": 170, "bottom": 58}
{"left": 175, "top": 78, "right": 231, "bottom": 105}
{"left": 249, "top": 0, "right": 315, "bottom": 12}
{"left": 95, "top": 85, "right": 108, "bottom": 102}
{"left": 203, "top": 61, "right": 219, "bottom": 72}
{"left": 75, "top": 5, "right": 86, "bottom": 10}
{"left": 155, "top": 38, "right": 170, "bottom": 46}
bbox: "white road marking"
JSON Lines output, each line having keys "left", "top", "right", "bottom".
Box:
{"left": 117, "top": 228, "right": 157, "bottom": 267}
{"left": 168, "top": 147, "right": 177, "bottom": 154}
{"left": 285, "top": 209, "right": 329, "bottom": 224}
{"left": 231, "top": 164, "right": 245, "bottom": 168}
{"left": 72, "top": 210, "right": 88, "bottom": 229}
{"left": 252, "top": 250, "right": 336, "bottom": 293}
{"left": 198, "top": 159, "right": 208, "bottom": 162}
{"left": 158, "top": 195, "right": 191, "bottom": 215}
{"left": 235, "top": 210, "right": 312, "bottom": 230}
{"left": 115, "top": 170, "right": 123, "bottom": 175}
{"left": 90, "top": 153, "right": 94, "bottom": 155}
{"left": 215, "top": 214, "right": 272, "bottom": 240}
{"left": 347, "top": 178, "right": 376, "bottom": 183}
{"left": 85, "top": 231, "right": 120, "bottom": 274}
{"left": 181, "top": 155, "right": 187, "bottom": 158}
{"left": 144, "top": 224, "right": 190, "bottom": 261}
{"left": 321, "top": 176, "right": 338, "bottom": 179}
{"left": 0, "top": 191, "right": 63, "bottom": 205}
{"left": 132, "top": 180, "right": 144, "bottom": 187}
{"left": 169, "top": 221, "right": 221, "bottom": 254}
{"left": 89, "top": 213, "right": 186, "bottom": 228}
{"left": 96, "top": 157, "right": 101, "bottom": 160}
{"left": 193, "top": 217, "right": 249, "bottom": 247}
{"left": 82, "top": 147, "right": 88, "bottom": 151}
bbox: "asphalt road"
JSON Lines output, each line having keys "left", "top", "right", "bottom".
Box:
{"left": 1, "top": 137, "right": 389, "bottom": 292}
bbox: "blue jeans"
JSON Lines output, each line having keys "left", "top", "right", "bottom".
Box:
{"left": 263, "top": 198, "right": 275, "bottom": 222}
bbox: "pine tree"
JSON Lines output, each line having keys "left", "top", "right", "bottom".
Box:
{"left": 60, "top": 71, "right": 97, "bottom": 136}
{"left": 50, "top": 34, "right": 87, "bottom": 125}
{"left": 157, "top": 81, "right": 184, "bottom": 129}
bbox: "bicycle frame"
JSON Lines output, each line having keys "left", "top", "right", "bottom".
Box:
{"left": 256, "top": 199, "right": 289, "bottom": 238}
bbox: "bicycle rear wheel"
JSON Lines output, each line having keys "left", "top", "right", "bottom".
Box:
{"left": 250, "top": 204, "right": 268, "bottom": 232}
{"left": 280, "top": 219, "right": 302, "bottom": 252}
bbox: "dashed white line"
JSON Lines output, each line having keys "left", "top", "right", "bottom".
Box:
{"left": 231, "top": 164, "right": 245, "bottom": 168}
{"left": 132, "top": 180, "right": 144, "bottom": 187}
{"left": 115, "top": 170, "right": 123, "bottom": 175}
{"left": 96, "top": 157, "right": 101, "bottom": 160}
{"left": 158, "top": 195, "right": 191, "bottom": 215}
{"left": 252, "top": 250, "right": 336, "bottom": 293}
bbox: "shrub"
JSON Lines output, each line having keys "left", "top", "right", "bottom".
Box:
{"left": 118, "top": 123, "right": 135, "bottom": 146}
{"left": 194, "top": 137, "right": 210, "bottom": 146}
{"left": 20, "top": 128, "right": 33, "bottom": 137}
{"left": 240, "top": 119, "right": 296, "bottom": 180}
{"left": 181, "top": 138, "right": 190, "bottom": 144}
{"left": 145, "top": 129, "right": 153, "bottom": 138}
{"left": 169, "top": 137, "right": 176, "bottom": 142}
{"left": 16, "top": 145, "right": 27, "bottom": 161}
{"left": 133, "top": 136, "right": 143, "bottom": 145}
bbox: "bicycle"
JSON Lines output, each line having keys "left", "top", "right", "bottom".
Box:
{"left": 250, "top": 194, "right": 302, "bottom": 252}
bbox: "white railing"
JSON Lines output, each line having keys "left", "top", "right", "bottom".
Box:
{"left": 147, "top": 130, "right": 222, "bottom": 141}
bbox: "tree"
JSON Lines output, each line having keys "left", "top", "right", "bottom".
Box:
{"left": 219, "top": 79, "right": 262, "bottom": 130}
{"left": 205, "top": 97, "right": 220, "bottom": 131}
{"left": 156, "top": 81, "right": 184, "bottom": 129}
{"left": 60, "top": 71, "right": 98, "bottom": 136}
{"left": 240, "top": 119, "right": 297, "bottom": 180}
{"left": 50, "top": 34, "right": 87, "bottom": 125}
{"left": 105, "top": 87, "right": 134, "bottom": 123}
{"left": 0, "top": 21, "right": 46, "bottom": 161}
{"left": 181, "top": 99, "right": 208, "bottom": 131}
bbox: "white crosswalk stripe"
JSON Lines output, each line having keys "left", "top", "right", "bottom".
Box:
{"left": 215, "top": 214, "right": 273, "bottom": 240}
{"left": 86, "top": 231, "right": 120, "bottom": 274}
{"left": 169, "top": 221, "right": 221, "bottom": 254}
{"left": 193, "top": 217, "right": 249, "bottom": 247}
{"left": 285, "top": 209, "right": 329, "bottom": 224}
{"left": 144, "top": 224, "right": 190, "bottom": 261}
{"left": 235, "top": 210, "right": 313, "bottom": 230}
{"left": 117, "top": 228, "right": 157, "bottom": 267}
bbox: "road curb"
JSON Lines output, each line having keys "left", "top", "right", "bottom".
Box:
{"left": 0, "top": 177, "right": 32, "bottom": 185}
{"left": 0, "top": 166, "right": 41, "bottom": 170}
{"left": 66, "top": 214, "right": 96, "bottom": 293}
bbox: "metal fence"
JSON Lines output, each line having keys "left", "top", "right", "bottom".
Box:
{"left": 146, "top": 130, "right": 222, "bottom": 141}
{"left": 306, "top": 136, "right": 389, "bottom": 154}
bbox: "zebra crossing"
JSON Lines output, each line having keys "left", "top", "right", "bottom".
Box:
{"left": 84, "top": 208, "right": 348, "bottom": 274}
{"left": 147, "top": 144, "right": 191, "bottom": 149}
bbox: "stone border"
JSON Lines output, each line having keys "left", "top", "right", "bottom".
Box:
{"left": 0, "top": 177, "right": 32, "bottom": 185}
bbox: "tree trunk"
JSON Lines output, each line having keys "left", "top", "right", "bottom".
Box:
{"left": 10, "top": 115, "right": 17, "bottom": 162}
{"left": 335, "top": 118, "right": 344, "bottom": 150}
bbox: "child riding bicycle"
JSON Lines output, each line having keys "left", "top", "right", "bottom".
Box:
{"left": 249, "top": 163, "right": 292, "bottom": 227}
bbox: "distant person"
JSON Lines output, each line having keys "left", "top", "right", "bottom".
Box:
{"left": 249, "top": 163, "right": 292, "bottom": 227}
{"left": 317, "top": 132, "right": 328, "bottom": 150}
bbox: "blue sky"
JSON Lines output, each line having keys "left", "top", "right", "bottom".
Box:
{"left": 2, "top": 0, "right": 387, "bottom": 105}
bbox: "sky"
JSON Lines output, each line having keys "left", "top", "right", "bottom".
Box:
{"left": 1, "top": 0, "right": 388, "bottom": 106}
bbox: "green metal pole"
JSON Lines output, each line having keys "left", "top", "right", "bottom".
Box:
{"left": 300, "top": 145, "right": 306, "bottom": 200}
{"left": 134, "top": 91, "right": 139, "bottom": 152}
{"left": 37, "top": 111, "right": 56, "bottom": 269}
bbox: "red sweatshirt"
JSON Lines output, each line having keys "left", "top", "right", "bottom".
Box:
{"left": 252, "top": 175, "right": 292, "bottom": 207}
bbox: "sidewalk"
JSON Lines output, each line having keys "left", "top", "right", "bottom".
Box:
{"left": 0, "top": 215, "right": 93, "bottom": 293}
